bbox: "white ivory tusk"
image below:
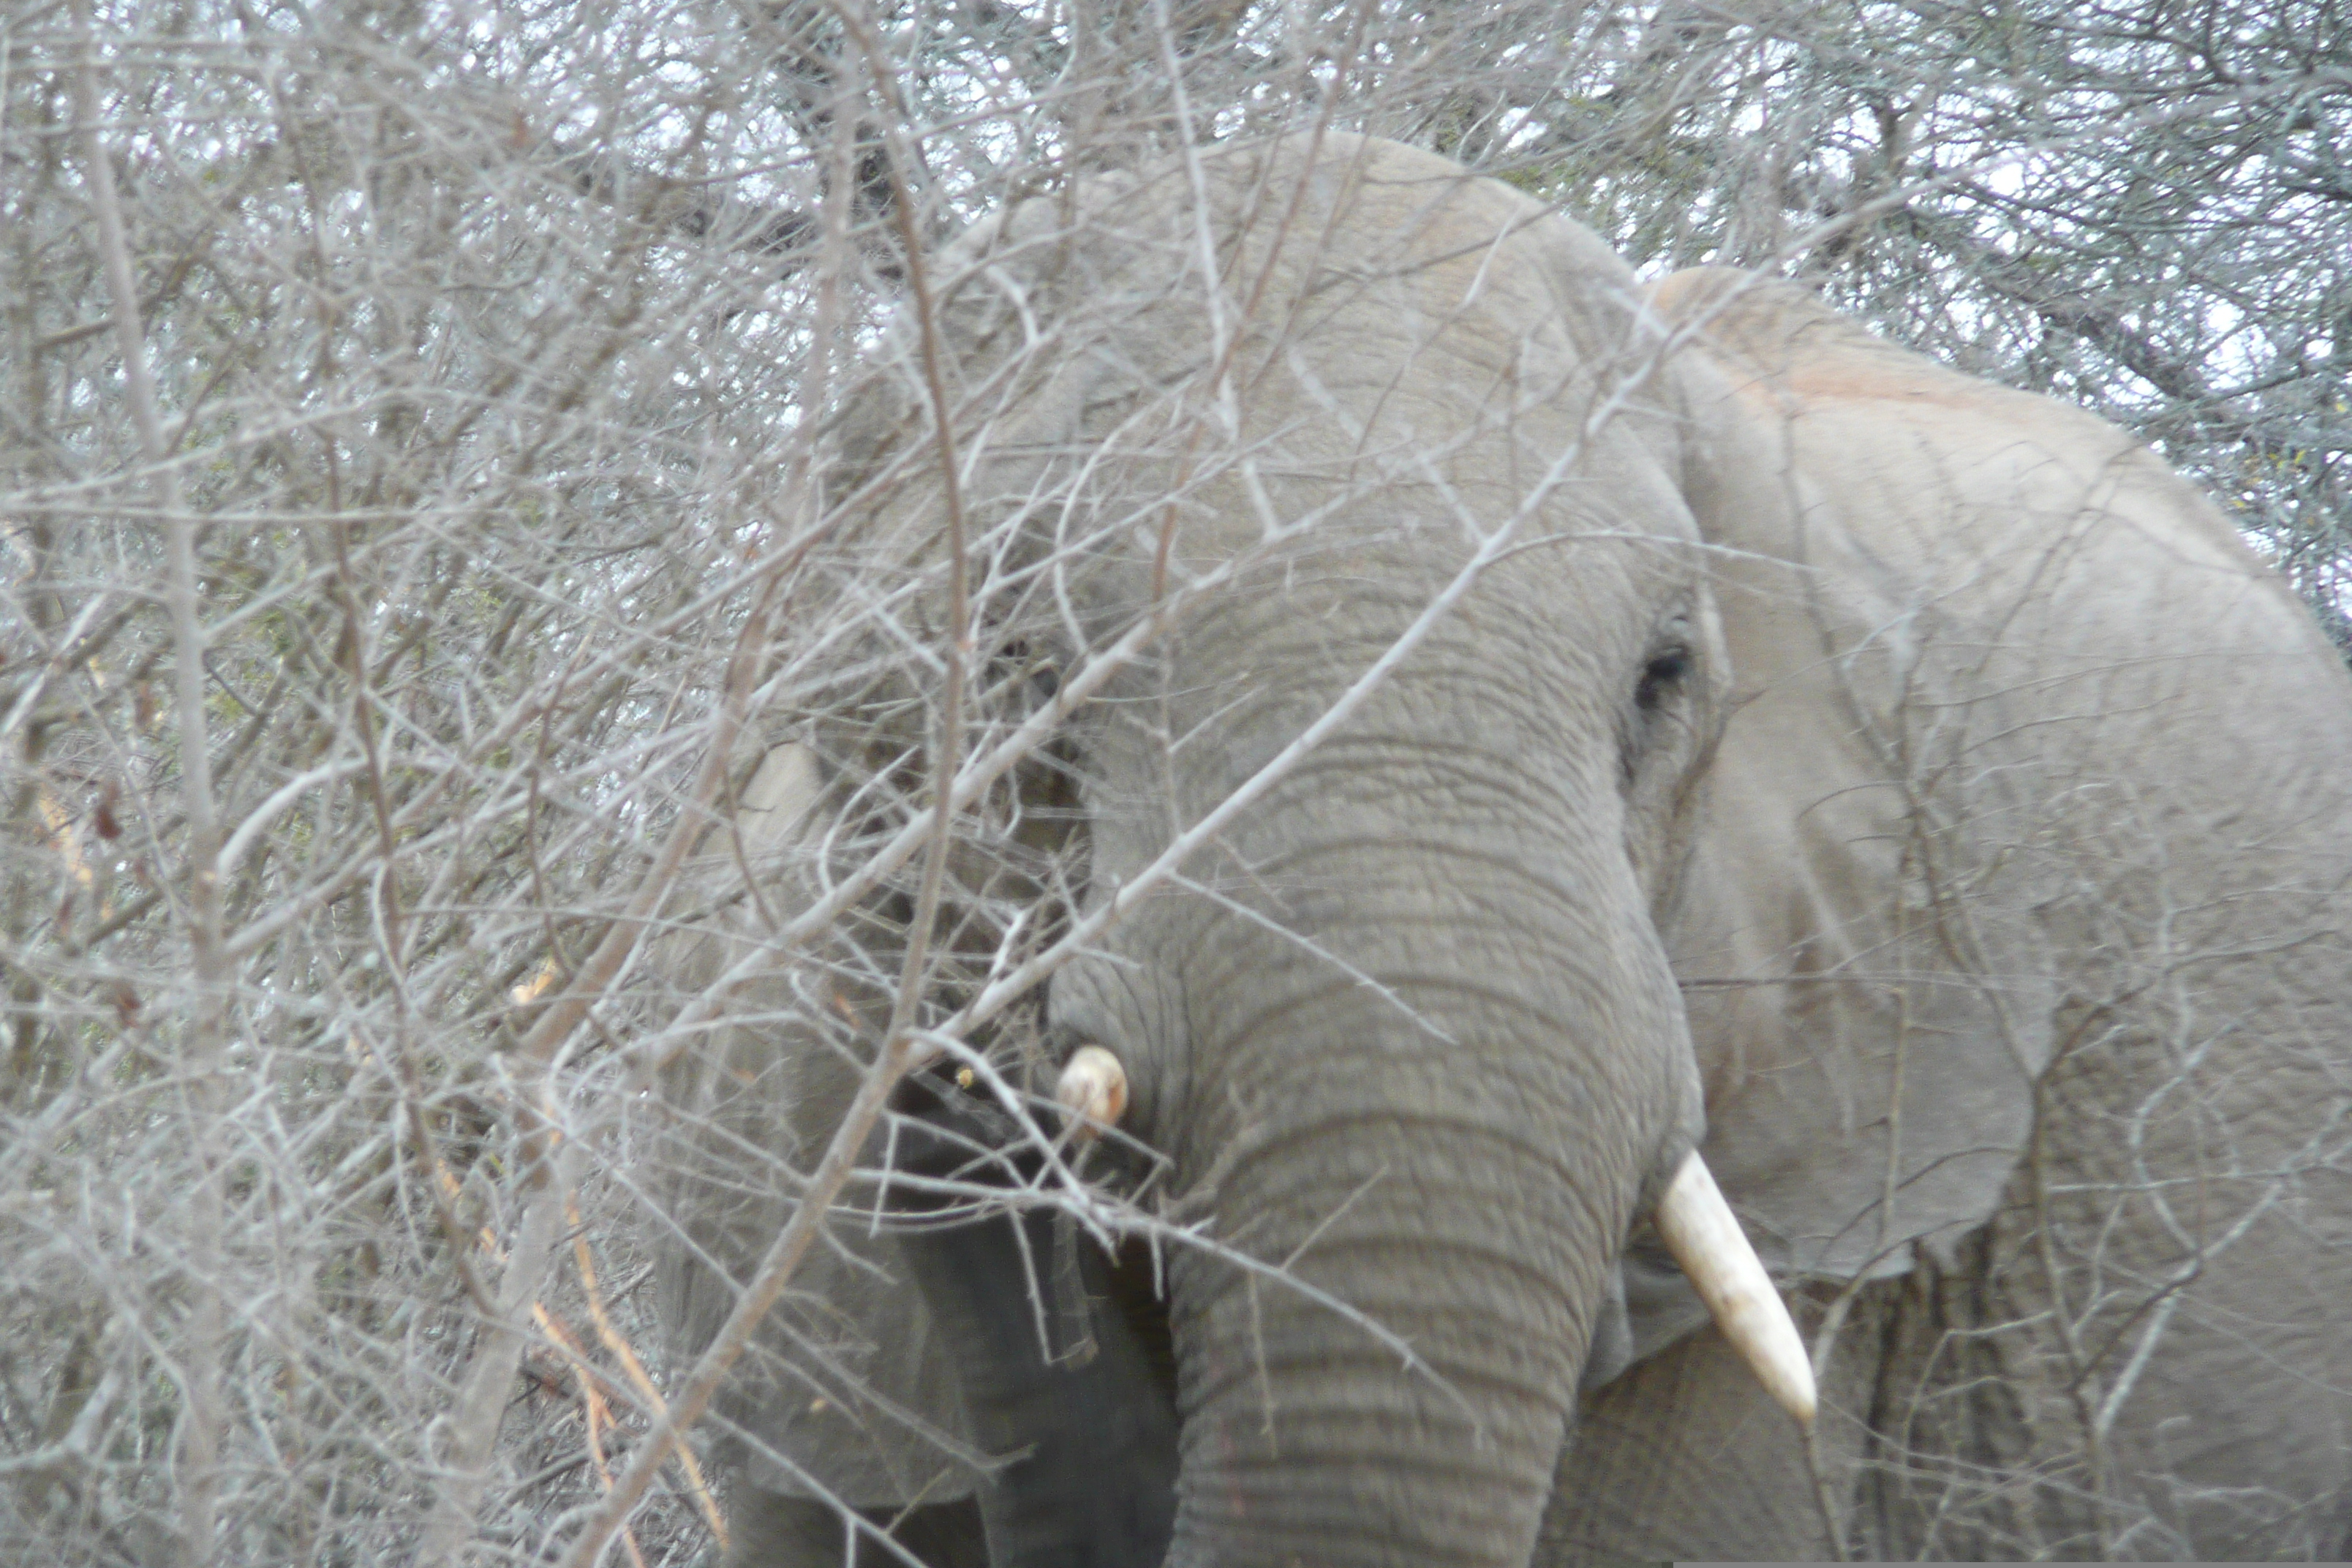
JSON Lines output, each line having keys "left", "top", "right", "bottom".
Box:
{"left": 1054, "top": 1045, "right": 1128, "bottom": 1139}
{"left": 1653, "top": 1150, "right": 1818, "bottom": 1428}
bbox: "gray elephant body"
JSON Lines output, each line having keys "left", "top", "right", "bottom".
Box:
{"left": 655, "top": 135, "right": 2352, "bottom": 1564}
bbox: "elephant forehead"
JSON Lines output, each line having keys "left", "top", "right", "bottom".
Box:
{"left": 890, "top": 134, "right": 1692, "bottom": 554}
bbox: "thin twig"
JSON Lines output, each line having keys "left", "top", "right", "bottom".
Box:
{"left": 70, "top": 11, "right": 231, "bottom": 1565}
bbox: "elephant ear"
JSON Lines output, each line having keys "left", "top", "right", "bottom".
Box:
{"left": 650, "top": 737, "right": 983, "bottom": 1507}
{"left": 1631, "top": 271, "right": 2073, "bottom": 1330}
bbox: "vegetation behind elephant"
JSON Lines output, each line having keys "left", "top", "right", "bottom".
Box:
{"left": 651, "top": 134, "right": 2352, "bottom": 1564}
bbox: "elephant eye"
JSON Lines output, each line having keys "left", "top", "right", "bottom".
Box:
{"left": 1635, "top": 647, "right": 1691, "bottom": 715}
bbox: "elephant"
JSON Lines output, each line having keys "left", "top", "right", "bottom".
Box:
{"left": 649, "top": 132, "right": 2352, "bottom": 1565}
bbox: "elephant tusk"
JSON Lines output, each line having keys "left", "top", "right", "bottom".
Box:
{"left": 1654, "top": 1151, "right": 1817, "bottom": 1429}
{"left": 1054, "top": 1045, "right": 1128, "bottom": 1139}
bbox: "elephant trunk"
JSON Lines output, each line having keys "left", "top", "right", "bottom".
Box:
{"left": 1149, "top": 830, "right": 1690, "bottom": 1567}
{"left": 1164, "top": 1119, "right": 1610, "bottom": 1564}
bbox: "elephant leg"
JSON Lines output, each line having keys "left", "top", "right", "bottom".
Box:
{"left": 1539, "top": 1289, "right": 1866, "bottom": 1564}
{"left": 884, "top": 1066, "right": 1180, "bottom": 1567}
{"left": 1855, "top": 1040, "right": 2352, "bottom": 1561}
{"left": 721, "top": 1488, "right": 987, "bottom": 1568}
{"left": 896, "top": 1207, "right": 1179, "bottom": 1567}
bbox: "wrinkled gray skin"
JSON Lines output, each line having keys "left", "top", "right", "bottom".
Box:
{"left": 657, "top": 135, "right": 2352, "bottom": 1565}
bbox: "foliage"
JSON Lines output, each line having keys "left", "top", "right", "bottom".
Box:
{"left": 0, "top": 0, "right": 2342, "bottom": 1561}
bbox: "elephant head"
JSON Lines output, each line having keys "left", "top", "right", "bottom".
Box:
{"left": 817, "top": 132, "right": 1819, "bottom": 1565}
{"left": 666, "top": 130, "right": 2352, "bottom": 1566}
